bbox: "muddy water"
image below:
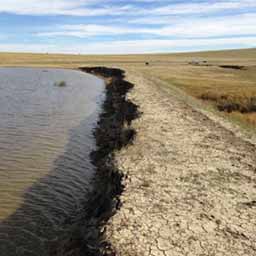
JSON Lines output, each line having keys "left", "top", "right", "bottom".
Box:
{"left": 0, "top": 68, "right": 105, "bottom": 255}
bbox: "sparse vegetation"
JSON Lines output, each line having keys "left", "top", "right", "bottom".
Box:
{"left": 55, "top": 81, "right": 67, "bottom": 87}
{"left": 200, "top": 93, "right": 256, "bottom": 113}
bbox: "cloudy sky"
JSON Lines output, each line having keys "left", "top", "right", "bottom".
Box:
{"left": 0, "top": 0, "right": 256, "bottom": 54}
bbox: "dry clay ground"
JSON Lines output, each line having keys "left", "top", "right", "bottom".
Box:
{"left": 106, "top": 69, "right": 256, "bottom": 256}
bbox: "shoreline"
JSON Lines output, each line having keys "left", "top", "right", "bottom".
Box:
{"left": 51, "top": 67, "right": 139, "bottom": 255}
{"left": 0, "top": 65, "right": 255, "bottom": 255}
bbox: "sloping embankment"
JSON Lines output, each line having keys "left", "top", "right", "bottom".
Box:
{"left": 50, "top": 67, "right": 139, "bottom": 256}
{"left": 103, "top": 70, "right": 256, "bottom": 256}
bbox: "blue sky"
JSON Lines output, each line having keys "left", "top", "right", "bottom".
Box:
{"left": 0, "top": 0, "right": 256, "bottom": 54}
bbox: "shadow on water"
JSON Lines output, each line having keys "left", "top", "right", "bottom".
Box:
{"left": 0, "top": 110, "right": 100, "bottom": 256}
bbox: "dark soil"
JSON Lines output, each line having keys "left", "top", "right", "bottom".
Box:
{"left": 219, "top": 65, "right": 246, "bottom": 70}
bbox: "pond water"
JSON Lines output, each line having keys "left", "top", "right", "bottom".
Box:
{"left": 0, "top": 68, "right": 105, "bottom": 255}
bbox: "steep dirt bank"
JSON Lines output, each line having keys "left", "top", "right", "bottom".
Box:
{"left": 105, "top": 69, "right": 256, "bottom": 256}
{"left": 50, "top": 67, "right": 139, "bottom": 256}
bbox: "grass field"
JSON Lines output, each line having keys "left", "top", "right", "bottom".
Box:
{"left": 1, "top": 48, "right": 256, "bottom": 128}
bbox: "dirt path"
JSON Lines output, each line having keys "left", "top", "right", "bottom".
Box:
{"left": 105, "top": 69, "right": 256, "bottom": 256}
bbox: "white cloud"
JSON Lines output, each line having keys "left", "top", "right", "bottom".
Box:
{"left": 37, "top": 24, "right": 155, "bottom": 37}
{"left": 142, "top": 0, "right": 256, "bottom": 16}
{"left": 1, "top": 0, "right": 256, "bottom": 54}
{"left": 0, "top": 0, "right": 132, "bottom": 16}
{"left": 155, "top": 13, "right": 256, "bottom": 38}
{"left": 36, "top": 13, "right": 256, "bottom": 39}
{"left": 1, "top": 0, "right": 256, "bottom": 17}
{"left": 1, "top": 37, "right": 255, "bottom": 54}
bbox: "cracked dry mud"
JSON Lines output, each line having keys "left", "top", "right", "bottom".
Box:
{"left": 105, "top": 69, "right": 256, "bottom": 256}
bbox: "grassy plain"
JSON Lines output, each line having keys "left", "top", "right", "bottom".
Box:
{"left": 0, "top": 48, "right": 256, "bottom": 128}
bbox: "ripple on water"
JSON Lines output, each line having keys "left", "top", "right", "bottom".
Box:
{"left": 0, "top": 68, "right": 105, "bottom": 255}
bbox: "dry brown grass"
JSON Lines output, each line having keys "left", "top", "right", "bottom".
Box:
{"left": 158, "top": 66, "right": 256, "bottom": 127}
{"left": 136, "top": 49, "right": 256, "bottom": 128}
{"left": 1, "top": 48, "right": 256, "bottom": 128}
